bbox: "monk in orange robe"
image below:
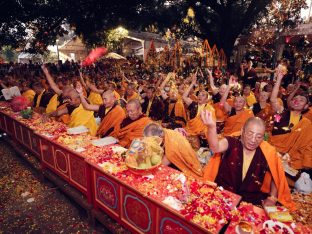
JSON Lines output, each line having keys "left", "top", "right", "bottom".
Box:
{"left": 116, "top": 99, "right": 152, "bottom": 148}
{"left": 201, "top": 112, "right": 295, "bottom": 210}
{"left": 270, "top": 71, "right": 312, "bottom": 170}
{"left": 303, "top": 107, "right": 312, "bottom": 122}
{"left": 76, "top": 88, "right": 126, "bottom": 138}
{"left": 222, "top": 96, "right": 254, "bottom": 136}
{"left": 143, "top": 123, "right": 203, "bottom": 179}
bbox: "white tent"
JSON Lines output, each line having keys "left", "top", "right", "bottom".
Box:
{"left": 18, "top": 53, "right": 43, "bottom": 64}
{"left": 105, "top": 52, "right": 127, "bottom": 60}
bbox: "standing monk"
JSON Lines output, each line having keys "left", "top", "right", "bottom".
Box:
{"left": 201, "top": 111, "right": 294, "bottom": 210}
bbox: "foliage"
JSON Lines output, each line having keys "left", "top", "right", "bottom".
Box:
{"left": 0, "top": 0, "right": 307, "bottom": 57}
{"left": 1, "top": 46, "right": 18, "bottom": 62}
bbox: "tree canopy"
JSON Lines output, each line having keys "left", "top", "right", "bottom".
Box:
{"left": 0, "top": 0, "right": 306, "bottom": 56}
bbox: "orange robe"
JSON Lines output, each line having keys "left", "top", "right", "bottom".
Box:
{"left": 125, "top": 92, "right": 140, "bottom": 102}
{"left": 164, "top": 128, "right": 203, "bottom": 179}
{"left": 185, "top": 104, "right": 215, "bottom": 137}
{"left": 223, "top": 109, "right": 254, "bottom": 136}
{"left": 213, "top": 102, "right": 228, "bottom": 122}
{"left": 55, "top": 103, "right": 70, "bottom": 124}
{"left": 117, "top": 116, "right": 152, "bottom": 148}
{"left": 203, "top": 141, "right": 295, "bottom": 210}
{"left": 97, "top": 105, "right": 126, "bottom": 138}
{"left": 303, "top": 107, "right": 312, "bottom": 122}
{"left": 269, "top": 117, "right": 312, "bottom": 170}
{"left": 168, "top": 97, "right": 188, "bottom": 126}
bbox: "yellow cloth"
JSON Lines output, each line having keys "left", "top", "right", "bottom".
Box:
{"left": 113, "top": 90, "right": 120, "bottom": 100}
{"left": 22, "top": 89, "right": 36, "bottom": 103}
{"left": 245, "top": 92, "right": 257, "bottom": 107}
{"left": 223, "top": 109, "right": 254, "bottom": 136}
{"left": 69, "top": 104, "right": 98, "bottom": 136}
{"left": 88, "top": 91, "right": 103, "bottom": 105}
{"left": 97, "top": 105, "right": 126, "bottom": 138}
{"left": 164, "top": 128, "right": 203, "bottom": 179}
{"left": 203, "top": 141, "right": 295, "bottom": 210}
{"left": 146, "top": 98, "right": 154, "bottom": 117}
{"left": 269, "top": 117, "right": 312, "bottom": 169}
{"left": 289, "top": 111, "right": 301, "bottom": 127}
{"left": 242, "top": 152, "right": 255, "bottom": 181}
{"left": 45, "top": 94, "right": 59, "bottom": 113}
{"left": 117, "top": 116, "right": 153, "bottom": 148}
{"left": 35, "top": 91, "right": 44, "bottom": 108}
{"left": 125, "top": 92, "right": 139, "bottom": 102}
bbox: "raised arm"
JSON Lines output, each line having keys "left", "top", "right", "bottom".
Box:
{"left": 41, "top": 65, "right": 62, "bottom": 95}
{"left": 270, "top": 71, "right": 284, "bottom": 113}
{"left": 88, "top": 83, "right": 104, "bottom": 94}
{"left": 182, "top": 72, "right": 197, "bottom": 106}
{"left": 206, "top": 68, "right": 218, "bottom": 95}
{"left": 76, "top": 85, "right": 100, "bottom": 111}
{"left": 79, "top": 70, "right": 89, "bottom": 91}
{"left": 200, "top": 110, "right": 229, "bottom": 153}
{"left": 286, "top": 82, "right": 300, "bottom": 109}
{"left": 160, "top": 72, "right": 173, "bottom": 91}
{"left": 220, "top": 76, "right": 236, "bottom": 113}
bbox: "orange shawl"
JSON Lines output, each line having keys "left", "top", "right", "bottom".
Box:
{"left": 125, "top": 92, "right": 139, "bottom": 102}
{"left": 56, "top": 103, "right": 70, "bottom": 124}
{"left": 223, "top": 109, "right": 254, "bottom": 136}
{"left": 164, "top": 129, "right": 203, "bottom": 179}
{"left": 97, "top": 105, "right": 126, "bottom": 138}
{"left": 185, "top": 104, "right": 215, "bottom": 137}
{"left": 269, "top": 117, "right": 312, "bottom": 170}
{"left": 213, "top": 102, "right": 228, "bottom": 122}
{"left": 168, "top": 97, "right": 188, "bottom": 126}
{"left": 303, "top": 107, "right": 312, "bottom": 122}
{"left": 203, "top": 141, "right": 295, "bottom": 210}
{"left": 117, "top": 116, "right": 152, "bottom": 148}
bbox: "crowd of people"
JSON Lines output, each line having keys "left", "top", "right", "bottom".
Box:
{"left": 0, "top": 57, "right": 311, "bottom": 211}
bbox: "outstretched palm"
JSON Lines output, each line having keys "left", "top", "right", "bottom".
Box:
{"left": 200, "top": 110, "right": 215, "bottom": 127}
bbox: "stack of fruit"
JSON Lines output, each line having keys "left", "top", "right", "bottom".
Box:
{"left": 125, "top": 137, "right": 163, "bottom": 173}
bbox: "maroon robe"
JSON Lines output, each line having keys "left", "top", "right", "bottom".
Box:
{"left": 215, "top": 137, "right": 270, "bottom": 205}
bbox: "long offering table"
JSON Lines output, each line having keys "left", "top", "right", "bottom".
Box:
{"left": 0, "top": 102, "right": 310, "bottom": 234}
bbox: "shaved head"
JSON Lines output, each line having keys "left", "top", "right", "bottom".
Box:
{"left": 243, "top": 117, "right": 265, "bottom": 132}
{"left": 143, "top": 123, "right": 164, "bottom": 138}
{"left": 241, "top": 117, "right": 265, "bottom": 151}
{"left": 126, "top": 99, "right": 142, "bottom": 120}
{"left": 102, "top": 90, "right": 116, "bottom": 108}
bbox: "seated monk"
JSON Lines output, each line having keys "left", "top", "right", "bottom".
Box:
{"left": 141, "top": 86, "right": 165, "bottom": 121}
{"left": 76, "top": 86, "right": 126, "bottom": 138}
{"left": 41, "top": 64, "right": 73, "bottom": 123}
{"left": 143, "top": 123, "right": 203, "bottom": 179}
{"left": 243, "top": 85, "right": 257, "bottom": 107}
{"left": 116, "top": 99, "right": 152, "bottom": 148}
{"left": 124, "top": 83, "right": 140, "bottom": 102}
{"left": 182, "top": 73, "right": 215, "bottom": 149}
{"left": 45, "top": 89, "right": 98, "bottom": 136}
{"left": 220, "top": 76, "right": 254, "bottom": 136}
{"left": 251, "top": 91, "right": 274, "bottom": 131}
{"left": 31, "top": 82, "right": 55, "bottom": 114}
{"left": 21, "top": 81, "right": 36, "bottom": 103}
{"left": 208, "top": 68, "right": 229, "bottom": 123}
{"left": 201, "top": 111, "right": 295, "bottom": 210}
{"left": 269, "top": 71, "right": 312, "bottom": 171}
{"left": 160, "top": 73, "right": 188, "bottom": 128}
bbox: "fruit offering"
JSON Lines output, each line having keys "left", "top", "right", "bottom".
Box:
{"left": 20, "top": 107, "right": 33, "bottom": 119}
{"left": 125, "top": 136, "right": 163, "bottom": 170}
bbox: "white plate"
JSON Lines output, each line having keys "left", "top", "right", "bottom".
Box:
{"left": 91, "top": 136, "right": 118, "bottom": 147}
{"left": 67, "top": 125, "right": 89, "bottom": 135}
{"left": 262, "top": 220, "right": 294, "bottom": 234}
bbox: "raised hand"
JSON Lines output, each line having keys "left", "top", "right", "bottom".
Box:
{"left": 75, "top": 82, "right": 83, "bottom": 94}
{"left": 205, "top": 68, "right": 212, "bottom": 77}
{"left": 41, "top": 64, "right": 48, "bottom": 74}
{"left": 200, "top": 110, "right": 216, "bottom": 127}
